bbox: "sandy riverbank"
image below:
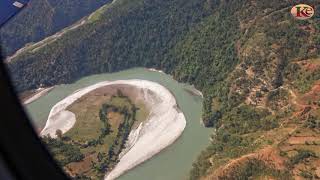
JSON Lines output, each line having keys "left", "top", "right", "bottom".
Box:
{"left": 146, "top": 68, "right": 165, "bottom": 74}
{"left": 23, "top": 87, "right": 54, "bottom": 105}
{"left": 40, "top": 79, "right": 186, "bottom": 180}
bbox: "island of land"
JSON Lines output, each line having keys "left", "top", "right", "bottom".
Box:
{"left": 40, "top": 80, "right": 186, "bottom": 179}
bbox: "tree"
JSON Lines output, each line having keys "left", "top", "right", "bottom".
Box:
{"left": 55, "top": 129, "right": 63, "bottom": 139}
{"left": 97, "top": 152, "right": 103, "bottom": 162}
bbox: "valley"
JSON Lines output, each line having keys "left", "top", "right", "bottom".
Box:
{"left": 25, "top": 69, "right": 209, "bottom": 180}
{"left": 3, "top": 0, "right": 319, "bottom": 179}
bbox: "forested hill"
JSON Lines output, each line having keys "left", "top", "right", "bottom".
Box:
{"left": 7, "top": 0, "right": 320, "bottom": 179}
{"left": 0, "top": 0, "right": 111, "bottom": 56}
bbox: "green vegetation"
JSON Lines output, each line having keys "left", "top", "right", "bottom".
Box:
{"left": 88, "top": 3, "right": 112, "bottom": 23}
{"left": 42, "top": 135, "right": 84, "bottom": 166}
{"left": 304, "top": 115, "right": 320, "bottom": 129}
{"left": 10, "top": 0, "right": 318, "bottom": 128}
{"left": 0, "top": 0, "right": 111, "bottom": 56}
{"left": 42, "top": 92, "right": 146, "bottom": 179}
{"left": 92, "top": 96, "right": 138, "bottom": 174}
{"left": 217, "top": 105, "right": 278, "bottom": 134}
{"left": 8, "top": 0, "right": 243, "bottom": 128}
{"left": 266, "top": 89, "right": 289, "bottom": 111}
{"left": 8, "top": 0, "right": 214, "bottom": 92}
{"left": 285, "top": 62, "right": 320, "bottom": 93}
{"left": 300, "top": 170, "right": 313, "bottom": 179}
{"left": 84, "top": 103, "right": 112, "bottom": 147}
{"left": 189, "top": 105, "right": 279, "bottom": 180}
{"left": 219, "top": 159, "right": 292, "bottom": 180}
{"left": 189, "top": 0, "right": 319, "bottom": 178}
{"left": 288, "top": 149, "right": 316, "bottom": 167}
{"left": 6, "top": 0, "right": 320, "bottom": 179}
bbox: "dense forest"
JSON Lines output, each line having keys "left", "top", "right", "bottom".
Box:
{"left": 0, "top": 0, "right": 111, "bottom": 56}
{"left": 5, "top": 0, "right": 320, "bottom": 179}
{"left": 7, "top": 0, "right": 237, "bottom": 126}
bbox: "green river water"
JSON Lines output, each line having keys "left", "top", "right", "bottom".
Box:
{"left": 25, "top": 68, "right": 211, "bottom": 180}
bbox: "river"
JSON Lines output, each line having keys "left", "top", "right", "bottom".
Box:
{"left": 25, "top": 68, "right": 211, "bottom": 180}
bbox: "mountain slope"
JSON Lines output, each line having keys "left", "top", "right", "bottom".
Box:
{"left": 7, "top": 0, "right": 213, "bottom": 91}
{"left": 188, "top": 1, "right": 320, "bottom": 179}
{"left": 6, "top": 0, "right": 320, "bottom": 179}
{"left": 0, "top": 0, "right": 111, "bottom": 56}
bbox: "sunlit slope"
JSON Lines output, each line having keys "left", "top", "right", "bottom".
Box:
{"left": 7, "top": 0, "right": 320, "bottom": 179}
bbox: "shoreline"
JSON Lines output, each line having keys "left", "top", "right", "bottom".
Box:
{"left": 190, "top": 85, "right": 203, "bottom": 98}
{"left": 23, "top": 86, "right": 54, "bottom": 105}
{"left": 40, "top": 79, "right": 186, "bottom": 180}
{"left": 146, "top": 68, "right": 165, "bottom": 74}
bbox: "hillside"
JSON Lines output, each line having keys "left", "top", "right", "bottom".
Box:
{"left": 0, "top": 0, "right": 111, "bottom": 56}
{"left": 6, "top": 0, "right": 320, "bottom": 179}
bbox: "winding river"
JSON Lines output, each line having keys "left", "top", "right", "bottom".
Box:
{"left": 25, "top": 68, "right": 211, "bottom": 180}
